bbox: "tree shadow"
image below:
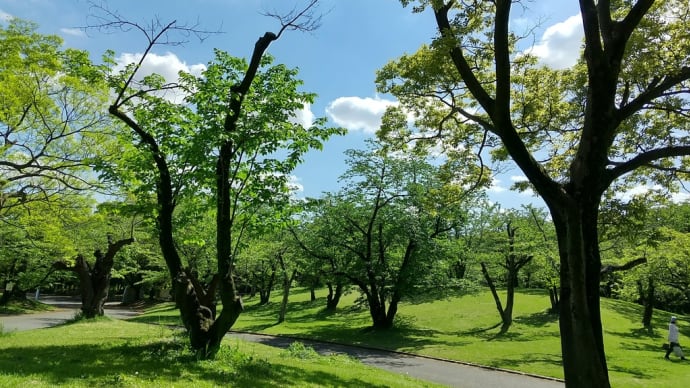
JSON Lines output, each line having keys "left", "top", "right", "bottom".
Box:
{"left": 487, "top": 352, "right": 563, "bottom": 371}
{"left": 514, "top": 310, "right": 559, "bottom": 328}
{"left": 0, "top": 340, "right": 393, "bottom": 387}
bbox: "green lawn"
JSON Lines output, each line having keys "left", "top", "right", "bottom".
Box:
{"left": 0, "top": 298, "right": 54, "bottom": 315}
{"left": 0, "top": 318, "right": 442, "bottom": 387}
{"left": 134, "top": 288, "right": 690, "bottom": 387}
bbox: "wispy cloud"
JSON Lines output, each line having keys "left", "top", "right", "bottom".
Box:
{"left": 0, "top": 9, "right": 13, "bottom": 22}
{"left": 60, "top": 27, "right": 86, "bottom": 37}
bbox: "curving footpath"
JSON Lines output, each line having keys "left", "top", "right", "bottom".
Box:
{"left": 1, "top": 296, "right": 564, "bottom": 388}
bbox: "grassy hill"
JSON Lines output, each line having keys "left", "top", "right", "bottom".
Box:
{"left": 135, "top": 287, "right": 690, "bottom": 387}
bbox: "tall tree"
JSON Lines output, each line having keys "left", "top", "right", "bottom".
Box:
{"left": 104, "top": 2, "right": 341, "bottom": 358}
{"left": 381, "top": 1, "right": 690, "bottom": 385}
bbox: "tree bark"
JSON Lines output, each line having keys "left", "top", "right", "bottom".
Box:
{"left": 642, "top": 277, "right": 655, "bottom": 330}
{"left": 54, "top": 236, "right": 134, "bottom": 318}
{"left": 553, "top": 203, "right": 610, "bottom": 388}
{"left": 326, "top": 282, "right": 344, "bottom": 311}
{"left": 276, "top": 251, "right": 296, "bottom": 323}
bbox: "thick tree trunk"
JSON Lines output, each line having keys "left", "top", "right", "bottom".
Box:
{"left": 554, "top": 204, "right": 610, "bottom": 388}
{"left": 53, "top": 237, "right": 134, "bottom": 318}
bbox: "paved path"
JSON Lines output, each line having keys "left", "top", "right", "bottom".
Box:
{"left": 227, "top": 331, "right": 564, "bottom": 388}
{"left": 1, "top": 296, "right": 565, "bottom": 388}
{"left": 0, "top": 295, "right": 139, "bottom": 332}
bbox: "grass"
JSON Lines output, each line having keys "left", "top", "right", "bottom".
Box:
{"left": 0, "top": 298, "right": 54, "bottom": 315}
{"left": 134, "top": 287, "right": 690, "bottom": 387}
{"left": 0, "top": 317, "right": 442, "bottom": 387}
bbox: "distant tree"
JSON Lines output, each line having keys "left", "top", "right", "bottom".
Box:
{"left": 295, "top": 140, "right": 480, "bottom": 329}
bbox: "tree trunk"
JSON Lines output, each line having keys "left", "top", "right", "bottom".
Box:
{"left": 548, "top": 285, "right": 560, "bottom": 313}
{"left": 53, "top": 236, "right": 134, "bottom": 318}
{"left": 481, "top": 262, "right": 509, "bottom": 333}
{"left": 326, "top": 282, "right": 343, "bottom": 311}
{"left": 642, "top": 277, "right": 655, "bottom": 330}
{"left": 553, "top": 203, "right": 610, "bottom": 388}
{"left": 310, "top": 287, "right": 316, "bottom": 302}
{"left": 278, "top": 269, "right": 297, "bottom": 324}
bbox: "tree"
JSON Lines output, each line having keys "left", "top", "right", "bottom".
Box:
{"left": 0, "top": 19, "right": 112, "bottom": 213}
{"left": 381, "top": 1, "right": 690, "bottom": 385}
{"left": 54, "top": 235, "right": 134, "bottom": 318}
{"left": 479, "top": 214, "right": 533, "bottom": 334}
{"left": 103, "top": 2, "right": 340, "bottom": 358}
{"left": 296, "top": 140, "right": 478, "bottom": 329}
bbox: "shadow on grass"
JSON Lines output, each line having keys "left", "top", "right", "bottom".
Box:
{"left": 0, "top": 340, "right": 390, "bottom": 388}
{"left": 514, "top": 310, "right": 559, "bottom": 327}
{"left": 608, "top": 364, "right": 654, "bottom": 380}
{"left": 488, "top": 352, "right": 563, "bottom": 371}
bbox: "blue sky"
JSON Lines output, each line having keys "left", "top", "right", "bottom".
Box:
{"left": 0, "top": 0, "right": 585, "bottom": 208}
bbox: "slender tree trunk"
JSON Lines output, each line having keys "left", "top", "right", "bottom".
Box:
{"left": 481, "top": 262, "right": 508, "bottom": 332}
{"left": 278, "top": 269, "right": 297, "bottom": 323}
{"left": 642, "top": 277, "right": 655, "bottom": 330}
{"left": 548, "top": 285, "right": 560, "bottom": 313}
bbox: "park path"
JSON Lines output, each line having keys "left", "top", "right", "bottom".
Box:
{"left": 1, "top": 296, "right": 564, "bottom": 388}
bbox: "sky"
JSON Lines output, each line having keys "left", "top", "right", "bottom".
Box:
{"left": 0, "top": 0, "right": 588, "bottom": 209}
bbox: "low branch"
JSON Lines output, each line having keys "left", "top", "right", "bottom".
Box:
{"left": 600, "top": 257, "right": 647, "bottom": 274}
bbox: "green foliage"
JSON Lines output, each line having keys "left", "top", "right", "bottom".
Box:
{"left": 282, "top": 341, "right": 319, "bottom": 359}
{"left": 0, "top": 19, "right": 114, "bottom": 210}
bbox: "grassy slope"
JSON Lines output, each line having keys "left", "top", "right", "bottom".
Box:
{"left": 135, "top": 288, "right": 690, "bottom": 387}
{"left": 0, "top": 318, "right": 441, "bottom": 388}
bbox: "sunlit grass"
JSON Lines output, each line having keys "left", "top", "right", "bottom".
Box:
{"left": 135, "top": 287, "right": 690, "bottom": 387}
{"left": 0, "top": 318, "right": 442, "bottom": 387}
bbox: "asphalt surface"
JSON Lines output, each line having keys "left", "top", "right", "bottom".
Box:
{"left": 1, "top": 296, "right": 565, "bottom": 388}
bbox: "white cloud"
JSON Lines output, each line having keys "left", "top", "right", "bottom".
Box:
{"left": 114, "top": 52, "right": 206, "bottom": 103}
{"left": 290, "top": 102, "right": 315, "bottom": 128}
{"left": 510, "top": 175, "right": 528, "bottom": 183}
{"left": 325, "top": 96, "right": 398, "bottom": 134}
{"left": 287, "top": 175, "right": 304, "bottom": 194}
{"left": 0, "top": 9, "right": 13, "bottom": 22}
{"left": 615, "top": 184, "right": 690, "bottom": 203}
{"left": 60, "top": 28, "right": 85, "bottom": 37}
{"left": 488, "top": 178, "right": 506, "bottom": 193}
{"left": 524, "top": 15, "right": 583, "bottom": 69}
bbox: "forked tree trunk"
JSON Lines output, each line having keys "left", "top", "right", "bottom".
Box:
{"left": 54, "top": 236, "right": 134, "bottom": 318}
{"left": 326, "top": 282, "right": 343, "bottom": 311}
{"left": 481, "top": 262, "right": 509, "bottom": 333}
